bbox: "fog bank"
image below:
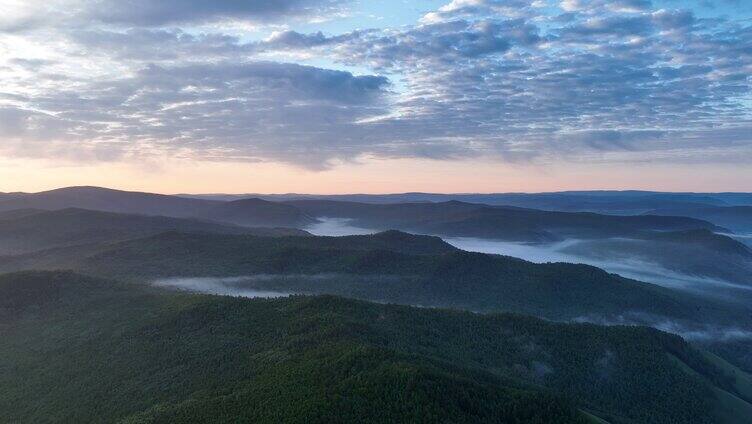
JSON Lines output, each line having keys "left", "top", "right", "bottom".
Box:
{"left": 574, "top": 313, "right": 752, "bottom": 342}
{"left": 307, "top": 218, "right": 750, "bottom": 292}
{"left": 444, "top": 237, "right": 749, "bottom": 291}
{"left": 729, "top": 232, "right": 752, "bottom": 247}
{"left": 306, "top": 218, "right": 378, "bottom": 236}
{"left": 153, "top": 276, "right": 293, "bottom": 298}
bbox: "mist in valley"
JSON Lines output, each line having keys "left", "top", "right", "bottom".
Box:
{"left": 729, "top": 232, "right": 752, "bottom": 247}
{"left": 153, "top": 276, "right": 294, "bottom": 299}
{"left": 150, "top": 218, "right": 752, "bottom": 346}
{"left": 305, "top": 218, "right": 378, "bottom": 236}
{"left": 309, "top": 218, "right": 751, "bottom": 293}
{"left": 573, "top": 312, "right": 752, "bottom": 342}
{"left": 446, "top": 237, "right": 752, "bottom": 294}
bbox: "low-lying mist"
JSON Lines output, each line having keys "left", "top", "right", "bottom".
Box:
{"left": 729, "top": 232, "right": 752, "bottom": 247}
{"left": 573, "top": 312, "right": 752, "bottom": 343}
{"left": 444, "top": 237, "right": 751, "bottom": 293}
{"left": 308, "top": 218, "right": 750, "bottom": 293}
{"left": 153, "top": 276, "right": 295, "bottom": 298}
{"left": 306, "top": 218, "right": 378, "bottom": 236}
{"left": 152, "top": 273, "right": 408, "bottom": 301}
{"left": 153, "top": 274, "right": 752, "bottom": 345}
{"left": 152, "top": 218, "right": 752, "bottom": 345}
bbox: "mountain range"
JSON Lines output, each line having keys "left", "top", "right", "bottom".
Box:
{"left": 1, "top": 186, "right": 752, "bottom": 422}
{"left": 0, "top": 186, "right": 749, "bottom": 286}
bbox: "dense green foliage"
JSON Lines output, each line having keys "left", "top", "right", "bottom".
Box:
{"left": 2, "top": 227, "right": 750, "bottom": 373}
{"left": 2, "top": 271, "right": 751, "bottom": 423}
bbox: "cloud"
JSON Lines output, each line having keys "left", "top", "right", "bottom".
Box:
{"left": 1, "top": 61, "right": 392, "bottom": 168}
{"left": 86, "top": 0, "right": 346, "bottom": 26}
{"left": 0, "top": 0, "right": 750, "bottom": 168}
{"left": 0, "top": 0, "right": 347, "bottom": 31}
{"left": 574, "top": 312, "right": 752, "bottom": 342}
{"left": 558, "top": 130, "right": 666, "bottom": 151}
{"left": 335, "top": 19, "right": 538, "bottom": 68}
{"left": 561, "top": 0, "right": 653, "bottom": 13}
{"left": 421, "top": 0, "right": 540, "bottom": 23}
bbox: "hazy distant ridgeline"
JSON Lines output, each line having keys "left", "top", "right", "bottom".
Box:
{"left": 199, "top": 198, "right": 316, "bottom": 228}
{"left": 0, "top": 186, "right": 749, "bottom": 287}
{"left": 0, "top": 208, "right": 309, "bottom": 255}
{"left": 0, "top": 186, "right": 219, "bottom": 217}
{"left": 286, "top": 199, "right": 727, "bottom": 242}
{"left": 184, "top": 190, "right": 752, "bottom": 213}
{"left": 0, "top": 187, "right": 313, "bottom": 229}
{"left": 0, "top": 187, "right": 744, "bottom": 240}
{"left": 0, "top": 186, "right": 749, "bottom": 293}
{"left": 648, "top": 206, "right": 752, "bottom": 234}
{"left": 183, "top": 190, "right": 752, "bottom": 234}
{"left": 2, "top": 271, "right": 751, "bottom": 424}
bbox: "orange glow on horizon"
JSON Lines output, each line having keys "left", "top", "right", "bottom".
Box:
{"left": 0, "top": 156, "right": 749, "bottom": 194}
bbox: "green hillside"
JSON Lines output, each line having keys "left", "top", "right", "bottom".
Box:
{"left": 53, "top": 231, "right": 745, "bottom": 326}
{"left": 1, "top": 230, "right": 747, "bottom": 329}
{"left": 1, "top": 271, "right": 749, "bottom": 423}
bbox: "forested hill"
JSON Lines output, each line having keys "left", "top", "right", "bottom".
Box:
{"left": 2, "top": 230, "right": 746, "bottom": 330}
{"left": 1, "top": 271, "right": 751, "bottom": 424}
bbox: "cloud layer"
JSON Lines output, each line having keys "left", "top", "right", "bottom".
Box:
{"left": 0, "top": 0, "right": 750, "bottom": 168}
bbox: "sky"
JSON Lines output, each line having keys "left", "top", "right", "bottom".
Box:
{"left": 0, "top": 0, "right": 750, "bottom": 194}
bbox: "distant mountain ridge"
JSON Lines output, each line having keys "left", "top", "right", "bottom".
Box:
{"left": 287, "top": 199, "right": 726, "bottom": 241}
{"left": 179, "top": 190, "right": 752, "bottom": 208}
{"left": 0, "top": 187, "right": 312, "bottom": 229}
{"left": 0, "top": 186, "right": 219, "bottom": 217}
{"left": 2, "top": 186, "right": 734, "bottom": 241}
{"left": 0, "top": 208, "right": 309, "bottom": 255}
{"left": 198, "top": 198, "right": 316, "bottom": 228}
{"left": 648, "top": 206, "right": 752, "bottom": 233}
{"left": 0, "top": 187, "right": 747, "bottom": 287}
{"left": 180, "top": 190, "right": 752, "bottom": 230}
